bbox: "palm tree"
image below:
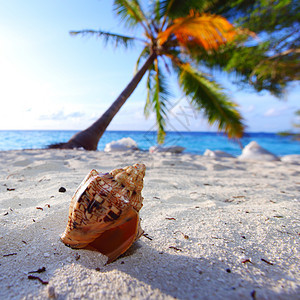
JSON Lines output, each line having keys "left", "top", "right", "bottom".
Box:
{"left": 50, "top": 0, "right": 244, "bottom": 150}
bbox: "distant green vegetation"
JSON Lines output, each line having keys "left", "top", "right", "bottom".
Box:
{"left": 278, "top": 110, "right": 300, "bottom": 140}
{"left": 277, "top": 131, "right": 300, "bottom": 140}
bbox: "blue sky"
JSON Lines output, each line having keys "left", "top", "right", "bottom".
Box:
{"left": 0, "top": 0, "right": 299, "bottom": 133}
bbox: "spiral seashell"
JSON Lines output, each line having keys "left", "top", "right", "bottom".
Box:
{"left": 61, "top": 163, "right": 146, "bottom": 263}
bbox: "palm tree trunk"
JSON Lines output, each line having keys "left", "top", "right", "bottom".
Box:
{"left": 50, "top": 53, "right": 156, "bottom": 150}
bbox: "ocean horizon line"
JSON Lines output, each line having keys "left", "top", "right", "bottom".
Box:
{"left": 0, "top": 129, "right": 289, "bottom": 134}
{"left": 0, "top": 130, "right": 298, "bottom": 155}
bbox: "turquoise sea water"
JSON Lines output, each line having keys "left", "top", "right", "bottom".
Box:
{"left": 0, "top": 130, "right": 299, "bottom": 156}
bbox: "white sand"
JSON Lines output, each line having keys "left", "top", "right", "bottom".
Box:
{"left": 0, "top": 149, "right": 299, "bottom": 299}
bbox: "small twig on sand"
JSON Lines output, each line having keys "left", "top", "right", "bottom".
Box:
{"left": 261, "top": 258, "right": 274, "bottom": 265}
{"left": 28, "top": 275, "right": 48, "bottom": 285}
{"left": 174, "top": 231, "right": 189, "bottom": 239}
{"left": 169, "top": 246, "right": 182, "bottom": 252}
{"left": 143, "top": 233, "right": 153, "bottom": 240}
{"left": 28, "top": 267, "right": 46, "bottom": 274}
{"left": 3, "top": 253, "right": 17, "bottom": 257}
{"left": 242, "top": 259, "right": 252, "bottom": 264}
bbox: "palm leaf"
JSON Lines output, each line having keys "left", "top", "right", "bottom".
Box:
{"left": 146, "top": 59, "right": 172, "bottom": 143}
{"left": 158, "top": 13, "right": 236, "bottom": 50}
{"left": 153, "top": 0, "right": 163, "bottom": 22}
{"left": 131, "top": 0, "right": 152, "bottom": 28}
{"left": 156, "top": 0, "right": 174, "bottom": 28}
{"left": 174, "top": 61, "right": 244, "bottom": 138}
{"left": 113, "top": 0, "right": 150, "bottom": 34}
{"left": 134, "top": 46, "right": 150, "bottom": 73}
{"left": 145, "top": 68, "right": 154, "bottom": 118}
{"left": 153, "top": 60, "right": 167, "bottom": 143}
{"left": 194, "top": 43, "right": 288, "bottom": 97}
{"left": 70, "top": 30, "right": 136, "bottom": 48}
{"left": 159, "top": 0, "right": 207, "bottom": 19}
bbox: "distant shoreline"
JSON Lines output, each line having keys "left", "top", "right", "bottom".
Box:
{"left": 0, "top": 129, "right": 295, "bottom": 134}
{"left": 0, "top": 130, "right": 299, "bottom": 156}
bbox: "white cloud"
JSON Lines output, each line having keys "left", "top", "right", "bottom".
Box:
{"left": 264, "top": 108, "right": 277, "bottom": 117}
{"left": 241, "top": 105, "right": 255, "bottom": 113}
{"left": 39, "top": 110, "right": 85, "bottom": 121}
{"left": 264, "top": 106, "right": 289, "bottom": 117}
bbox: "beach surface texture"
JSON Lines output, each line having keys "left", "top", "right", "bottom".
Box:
{"left": 0, "top": 149, "right": 299, "bottom": 299}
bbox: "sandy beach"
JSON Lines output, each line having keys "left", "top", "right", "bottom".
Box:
{"left": 0, "top": 149, "right": 299, "bottom": 299}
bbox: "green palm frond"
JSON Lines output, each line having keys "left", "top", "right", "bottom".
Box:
{"left": 134, "top": 46, "right": 150, "bottom": 73}
{"left": 131, "top": 0, "right": 152, "bottom": 28}
{"left": 175, "top": 62, "right": 244, "bottom": 138}
{"left": 113, "top": 0, "right": 150, "bottom": 33}
{"left": 70, "top": 30, "right": 137, "bottom": 48}
{"left": 159, "top": 0, "right": 207, "bottom": 20}
{"left": 145, "top": 68, "right": 154, "bottom": 118}
{"left": 153, "top": 0, "right": 162, "bottom": 22}
{"left": 154, "top": 0, "right": 173, "bottom": 25}
{"left": 146, "top": 59, "right": 173, "bottom": 143}
{"left": 192, "top": 43, "right": 287, "bottom": 97}
{"left": 154, "top": 65, "right": 167, "bottom": 144}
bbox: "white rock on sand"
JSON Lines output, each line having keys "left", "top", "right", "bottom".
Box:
{"left": 149, "top": 145, "right": 185, "bottom": 154}
{"left": 0, "top": 149, "right": 299, "bottom": 299}
{"left": 280, "top": 154, "right": 300, "bottom": 165}
{"left": 204, "top": 149, "right": 235, "bottom": 158}
{"left": 104, "top": 137, "right": 139, "bottom": 152}
{"left": 238, "top": 141, "right": 279, "bottom": 161}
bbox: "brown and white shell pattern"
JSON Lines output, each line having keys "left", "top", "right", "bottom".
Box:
{"left": 61, "top": 163, "right": 146, "bottom": 263}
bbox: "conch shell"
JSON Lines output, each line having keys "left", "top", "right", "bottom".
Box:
{"left": 61, "top": 163, "right": 146, "bottom": 263}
